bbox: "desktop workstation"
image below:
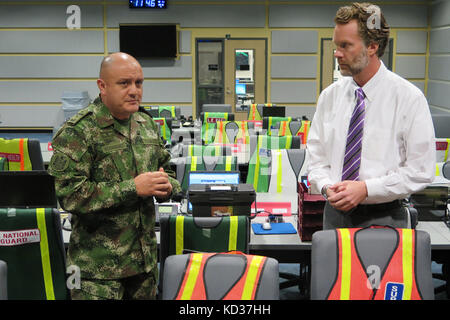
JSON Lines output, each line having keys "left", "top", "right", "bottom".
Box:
{"left": 2, "top": 101, "right": 450, "bottom": 300}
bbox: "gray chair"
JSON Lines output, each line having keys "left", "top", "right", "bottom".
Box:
{"left": 201, "top": 104, "right": 232, "bottom": 114}
{"left": 443, "top": 161, "right": 450, "bottom": 180}
{"left": 432, "top": 114, "right": 450, "bottom": 139}
{"left": 0, "top": 260, "right": 7, "bottom": 300}
{"left": 162, "top": 252, "right": 279, "bottom": 300}
{"left": 311, "top": 227, "right": 434, "bottom": 300}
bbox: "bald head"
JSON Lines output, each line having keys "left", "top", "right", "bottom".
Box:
{"left": 99, "top": 52, "right": 142, "bottom": 80}
{"left": 97, "top": 52, "right": 144, "bottom": 120}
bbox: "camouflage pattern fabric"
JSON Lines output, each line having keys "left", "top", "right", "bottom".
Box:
{"left": 48, "top": 97, "right": 181, "bottom": 281}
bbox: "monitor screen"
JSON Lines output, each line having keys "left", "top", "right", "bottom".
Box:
{"left": 235, "top": 83, "right": 246, "bottom": 95}
{"left": 119, "top": 24, "right": 177, "bottom": 58}
{"left": 187, "top": 171, "right": 240, "bottom": 211}
{"left": 0, "top": 171, "right": 57, "bottom": 208}
{"left": 262, "top": 106, "right": 286, "bottom": 117}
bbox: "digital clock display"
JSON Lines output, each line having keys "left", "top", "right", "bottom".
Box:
{"left": 129, "top": 0, "right": 167, "bottom": 9}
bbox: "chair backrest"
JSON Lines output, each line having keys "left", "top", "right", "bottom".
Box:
{"left": 432, "top": 114, "right": 450, "bottom": 139}
{"left": 0, "top": 208, "right": 68, "bottom": 300}
{"left": 153, "top": 117, "right": 172, "bottom": 144}
{"left": 172, "top": 155, "right": 238, "bottom": 192}
{"left": 200, "top": 112, "right": 235, "bottom": 144}
{"left": 0, "top": 260, "right": 7, "bottom": 300}
{"left": 159, "top": 215, "right": 250, "bottom": 295}
{"left": 0, "top": 138, "right": 44, "bottom": 171}
{"left": 181, "top": 144, "right": 232, "bottom": 158}
{"left": 311, "top": 227, "right": 434, "bottom": 300}
{"left": 247, "top": 103, "right": 276, "bottom": 121}
{"left": 162, "top": 252, "right": 279, "bottom": 300}
{"left": 436, "top": 138, "right": 450, "bottom": 163}
{"left": 262, "top": 117, "right": 292, "bottom": 136}
{"left": 246, "top": 136, "right": 302, "bottom": 192}
{"left": 0, "top": 157, "right": 8, "bottom": 171}
{"left": 278, "top": 120, "right": 311, "bottom": 145}
{"left": 158, "top": 106, "right": 180, "bottom": 119}
{"left": 201, "top": 104, "right": 232, "bottom": 114}
{"left": 442, "top": 161, "right": 450, "bottom": 179}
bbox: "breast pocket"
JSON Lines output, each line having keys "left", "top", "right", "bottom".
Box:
{"left": 362, "top": 130, "right": 390, "bottom": 161}
{"left": 93, "top": 143, "right": 129, "bottom": 182}
{"left": 134, "top": 137, "right": 163, "bottom": 173}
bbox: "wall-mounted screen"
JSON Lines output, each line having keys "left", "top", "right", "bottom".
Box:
{"left": 119, "top": 24, "right": 177, "bottom": 58}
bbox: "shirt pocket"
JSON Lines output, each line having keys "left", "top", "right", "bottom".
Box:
{"left": 93, "top": 142, "right": 128, "bottom": 182}
{"left": 134, "top": 137, "right": 162, "bottom": 173}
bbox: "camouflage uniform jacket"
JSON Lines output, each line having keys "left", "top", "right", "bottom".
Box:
{"left": 48, "top": 97, "right": 181, "bottom": 279}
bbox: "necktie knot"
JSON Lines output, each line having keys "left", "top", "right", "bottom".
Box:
{"left": 356, "top": 87, "right": 365, "bottom": 102}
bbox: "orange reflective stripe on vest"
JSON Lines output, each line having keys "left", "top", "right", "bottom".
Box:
{"left": 327, "top": 228, "right": 422, "bottom": 300}
{"left": 175, "top": 252, "right": 267, "bottom": 300}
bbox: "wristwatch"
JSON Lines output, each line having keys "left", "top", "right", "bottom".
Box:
{"left": 321, "top": 184, "right": 331, "bottom": 200}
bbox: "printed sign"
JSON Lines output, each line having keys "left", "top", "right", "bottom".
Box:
{"left": 384, "top": 282, "right": 404, "bottom": 300}
{"left": 0, "top": 229, "right": 40, "bottom": 246}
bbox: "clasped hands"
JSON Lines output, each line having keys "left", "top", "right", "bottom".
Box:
{"left": 134, "top": 167, "right": 172, "bottom": 199}
{"left": 326, "top": 180, "right": 368, "bottom": 212}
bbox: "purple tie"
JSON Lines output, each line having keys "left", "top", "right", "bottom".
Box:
{"left": 342, "top": 87, "right": 365, "bottom": 181}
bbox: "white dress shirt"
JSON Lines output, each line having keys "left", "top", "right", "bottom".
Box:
{"left": 306, "top": 61, "right": 436, "bottom": 204}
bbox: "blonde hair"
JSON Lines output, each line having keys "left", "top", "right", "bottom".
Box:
{"left": 334, "top": 2, "right": 390, "bottom": 57}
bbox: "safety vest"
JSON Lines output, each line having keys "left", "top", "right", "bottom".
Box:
{"left": 248, "top": 104, "right": 274, "bottom": 121}
{"left": 174, "top": 215, "right": 240, "bottom": 254}
{"left": 175, "top": 252, "right": 267, "bottom": 300}
{"left": 158, "top": 106, "right": 176, "bottom": 118}
{"left": 202, "top": 112, "right": 229, "bottom": 144}
{"left": 279, "top": 120, "right": 311, "bottom": 145}
{"left": 0, "top": 138, "right": 32, "bottom": 171}
{"left": 213, "top": 121, "right": 250, "bottom": 145}
{"left": 328, "top": 227, "right": 422, "bottom": 300}
{"left": 153, "top": 118, "right": 171, "bottom": 143}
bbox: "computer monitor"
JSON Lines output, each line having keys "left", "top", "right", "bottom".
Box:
{"left": 235, "top": 83, "right": 246, "bottom": 95}
{"left": 187, "top": 171, "right": 240, "bottom": 212}
{"left": 262, "top": 106, "right": 286, "bottom": 117}
{"left": 0, "top": 171, "right": 57, "bottom": 208}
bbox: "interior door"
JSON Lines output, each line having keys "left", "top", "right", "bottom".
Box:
{"left": 224, "top": 39, "right": 266, "bottom": 121}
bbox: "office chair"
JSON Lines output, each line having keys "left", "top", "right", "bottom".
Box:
{"left": 443, "top": 161, "right": 450, "bottom": 179}
{"left": 159, "top": 215, "right": 250, "bottom": 297}
{"left": 201, "top": 104, "right": 232, "bottom": 114}
{"left": 247, "top": 103, "right": 276, "bottom": 121}
{"left": 181, "top": 144, "right": 232, "bottom": 158}
{"left": 162, "top": 252, "right": 279, "bottom": 300}
{"left": 0, "top": 138, "right": 44, "bottom": 171}
{"left": 246, "top": 136, "right": 301, "bottom": 192}
{"left": 153, "top": 117, "right": 172, "bottom": 145}
{"left": 0, "top": 260, "right": 7, "bottom": 300}
{"left": 311, "top": 227, "right": 434, "bottom": 300}
{"left": 0, "top": 157, "right": 8, "bottom": 171}
{"left": 200, "top": 112, "right": 235, "bottom": 144}
{"left": 0, "top": 208, "right": 69, "bottom": 300}
{"left": 262, "top": 116, "right": 292, "bottom": 136}
{"left": 278, "top": 119, "right": 311, "bottom": 145}
{"left": 432, "top": 114, "right": 450, "bottom": 139}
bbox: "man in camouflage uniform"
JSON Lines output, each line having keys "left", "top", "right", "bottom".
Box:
{"left": 48, "top": 52, "right": 181, "bottom": 299}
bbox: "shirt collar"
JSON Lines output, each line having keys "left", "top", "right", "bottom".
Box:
{"left": 350, "top": 60, "right": 387, "bottom": 103}
{"left": 92, "top": 95, "right": 146, "bottom": 128}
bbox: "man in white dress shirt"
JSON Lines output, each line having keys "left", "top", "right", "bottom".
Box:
{"left": 306, "top": 2, "right": 436, "bottom": 229}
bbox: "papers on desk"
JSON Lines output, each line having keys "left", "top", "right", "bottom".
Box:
{"left": 250, "top": 201, "right": 292, "bottom": 216}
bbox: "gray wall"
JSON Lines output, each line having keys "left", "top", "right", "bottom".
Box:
{"left": 428, "top": 0, "right": 450, "bottom": 114}
{"left": 0, "top": 0, "right": 438, "bottom": 129}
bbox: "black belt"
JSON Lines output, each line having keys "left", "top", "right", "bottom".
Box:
{"left": 355, "top": 200, "right": 403, "bottom": 214}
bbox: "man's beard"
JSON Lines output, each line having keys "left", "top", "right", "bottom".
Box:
{"left": 339, "top": 47, "right": 369, "bottom": 76}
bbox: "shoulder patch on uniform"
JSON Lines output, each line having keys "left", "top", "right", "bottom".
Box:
{"left": 67, "top": 108, "right": 92, "bottom": 126}
{"left": 49, "top": 153, "right": 70, "bottom": 172}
